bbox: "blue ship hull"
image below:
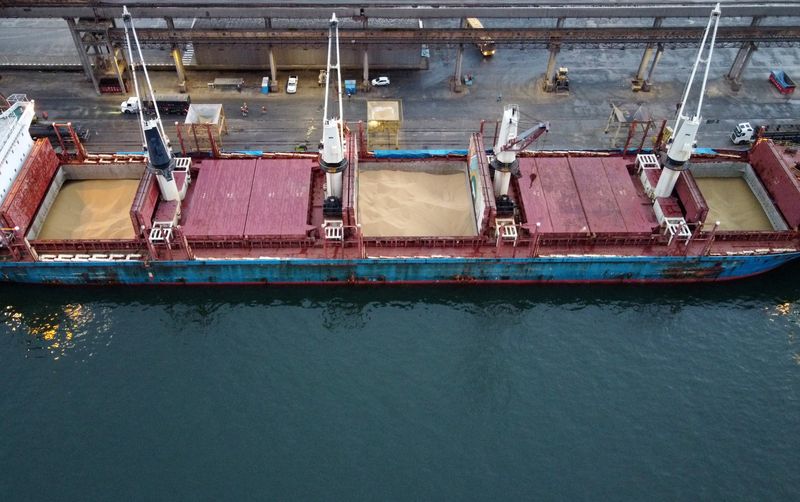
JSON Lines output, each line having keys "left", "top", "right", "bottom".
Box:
{"left": 1, "top": 253, "right": 798, "bottom": 285}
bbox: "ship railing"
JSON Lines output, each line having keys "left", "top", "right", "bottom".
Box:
{"left": 362, "top": 236, "right": 488, "bottom": 249}
{"left": 186, "top": 236, "right": 315, "bottom": 249}
{"left": 358, "top": 232, "right": 664, "bottom": 250}
{"left": 527, "top": 232, "right": 659, "bottom": 247}
{"left": 38, "top": 253, "right": 144, "bottom": 262}
{"left": 707, "top": 230, "right": 797, "bottom": 242}
{"left": 31, "top": 239, "right": 143, "bottom": 252}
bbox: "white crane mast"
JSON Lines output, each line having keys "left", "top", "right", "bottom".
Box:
{"left": 654, "top": 3, "right": 721, "bottom": 198}
{"left": 490, "top": 104, "right": 548, "bottom": 203}
{"left": 492, "top": 104, "right": 520, "bottom": 198}
{"left": 122, "top": 5, "right": 179, "bottom": 202}
{"left": 320, "top": 13, "right": 348, "bottom": 211}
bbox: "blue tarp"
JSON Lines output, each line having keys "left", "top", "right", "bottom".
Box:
{"left": 620, "top": 147, "right": 717, "bottom": 155}
{"left": 372, "top": 149, "right": 468, "bottom": 158}
{"left": 694, "top": 147, "right": 718, "bottom": 155}
{"left": 223, "top": 150, "right": 263, "bottom": 156}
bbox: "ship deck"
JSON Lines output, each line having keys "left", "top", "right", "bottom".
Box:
{"left": 2, "top": 134, "right": 799, "bottom": 269}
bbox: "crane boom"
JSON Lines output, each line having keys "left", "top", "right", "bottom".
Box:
{"left": 320, "top": 13, "right": 348, "bottom": 217}
{"left": 491, "top": 104, "right": 548, "bottom": 200}
{"left": 504, "top": 122, "right": 550, "bottom": 152}
{"left": 122, "top": 5, "right": 179, "bottom": 201}
{"left": 654, "top": 2, "right": 721, "bottom": 198}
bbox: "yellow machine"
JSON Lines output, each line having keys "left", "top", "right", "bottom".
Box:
{"left": 554, "top": 67, "right": 570, "bottom": 94}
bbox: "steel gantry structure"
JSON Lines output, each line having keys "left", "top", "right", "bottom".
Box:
{"left": 115, "top": 25, "right": 800, "bottom": 47}
{"left": 2, "top": 0, "right": 799, "bottom": 93}
{"left": 2, "top": 1, "right": 800, "bottom": 19}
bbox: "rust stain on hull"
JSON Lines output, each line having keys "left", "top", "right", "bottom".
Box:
{"left": 661, "top": 262, "right": 725, "bottom": 280}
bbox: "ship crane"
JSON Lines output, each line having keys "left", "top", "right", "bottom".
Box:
{"left": 121, "top": 5, "right": 180, "bottom": 202}
{"left": 491, "top": 104, "right": 549, "bottom": 213}
{"left": 320, "top": 13, "right": 347, "bottom": 218}
{"left": 653, "top": 2, "right": 721, "bottom": 198}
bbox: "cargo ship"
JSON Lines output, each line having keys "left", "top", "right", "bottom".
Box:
{"left": 1, "top": 5, "right": 799, "bottom": 285}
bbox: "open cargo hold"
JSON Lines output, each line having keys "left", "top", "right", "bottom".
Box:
{"left": 28, "top": 164, "right": 145, "bottom": 241}
{"left": 357, "top": 161, "right": 477, "bottom": 237}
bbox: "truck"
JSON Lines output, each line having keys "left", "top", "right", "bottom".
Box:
{"left": 730, "top": 122, "right": 800, "bottom": 145}
{"left": 769, "top": 70, "right": 796, "bottom": 95}
{"left": 120, "top": 94, "right": 191, "bottom": 115}
{"left": 29, "top": 122, "right": 91, "bottom": 145}
{"left": 465, "top": 18, "right": 496, "bottom": 57}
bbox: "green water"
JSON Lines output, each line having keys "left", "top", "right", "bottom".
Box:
{"left": 1, "top": 268, "right": 799, "bottom": 500}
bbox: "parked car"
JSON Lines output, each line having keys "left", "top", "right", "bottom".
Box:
{"left": 286, "top": 75, "right": 298, "bottom": 94}
{"left": 371, "top": 76, "right": 390, "bottom": 87}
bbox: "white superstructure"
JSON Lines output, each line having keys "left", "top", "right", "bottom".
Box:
{"left": 0, "top": 96, "right": 36, "bottom": 205}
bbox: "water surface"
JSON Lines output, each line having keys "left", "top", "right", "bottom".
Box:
{"left": 2, "top": 268, "right": 799, "bottom": 500}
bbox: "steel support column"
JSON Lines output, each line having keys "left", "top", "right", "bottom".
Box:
{"left": 268, "top": 46, "right": 277, "bottom": 88}
{"left": 265, "top": 18, "right": 276, "bottom": 88}
{"left": 543, "top": 17, "right": 565, "bottom": 92}
{"left": 362, "top": 49, "right": 370, "bottom": 87}
{"left": 634, "top": 17, "right": 663, "bottom": 89}
{"left": 726, "top": 17, "right": 762, "bottom": 90}
{"left": 543, "top": 44, "right": 560, "bottom": 91}
{"left": 65, "top": 17, "right": 100, "bottom": 94}
{"left": 165, "top": 18, "right": 187, "bottom": 92}
{"left": 111, "top": 47, "right": 127, "bottom": 94}
{"left": 362, "top": 18, "right": 370, "bottom": 88}
{"left": 728, "top": 42, "right": 757, "bottom": 91}
{"left": 453, "top": 43, "right": 465, "bottom": 92}
{"left": 636, "top": 46, "right": 655, "bottom": 82}
{"left": 641, "top": 43, "right": 664, "bottom": 91}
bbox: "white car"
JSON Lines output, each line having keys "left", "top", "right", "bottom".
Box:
{"left": 371, "top": 76, "right": 390, "bottom": 87}
{"left": 286, "top": 75, "right": 298, "bottom": 94}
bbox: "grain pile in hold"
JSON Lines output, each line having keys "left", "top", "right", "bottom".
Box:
{"left": 358, "top": 169, "right": 476, "bottom": 237}
{"left": 37, "top": 179, "right": 139, "bottom": 239}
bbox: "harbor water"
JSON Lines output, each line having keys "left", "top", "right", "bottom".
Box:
{"left": 1, "top": 267, "right": 799, "bottom": 500}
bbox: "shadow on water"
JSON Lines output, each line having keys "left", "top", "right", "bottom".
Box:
{"left": 2, "top": 259, "right": 800, "bottom": 309}
{"left": 2, "top": 261, "right": 800, "bottom": 361}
